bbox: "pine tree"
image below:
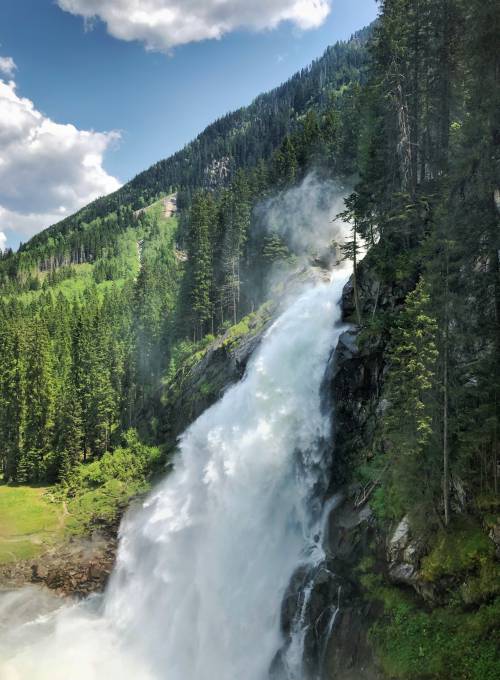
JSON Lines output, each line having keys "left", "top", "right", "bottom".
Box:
{"left": 272, "top": 136, "right": 298, "bottom": 187}
{"left": 218, "top": 171, "right": 251, "bottom": 325}
{"left": 186, "top": 191, "right": 217, "bottom": 339}
{"left": 0, "top": 320, "right": 24, "bottom": 481}
{"left": 56, "top": 376, "right": 84, "bottom": 481}
{"left": 19, "top": 321, "right": 55, "bottom": 483}
{"left": 382, "top": 280, "right": 441, "bottom": 530}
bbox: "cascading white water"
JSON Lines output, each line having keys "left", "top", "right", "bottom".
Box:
{"left": 0, "top": 268, "right": 348, "bottom": 680}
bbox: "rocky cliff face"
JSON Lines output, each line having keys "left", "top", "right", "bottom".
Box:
{"left": 304, "top": 254, "right": 500, "bottom": 680}
{"left": 294, "top": 254, "right": 417, "bottom": 680}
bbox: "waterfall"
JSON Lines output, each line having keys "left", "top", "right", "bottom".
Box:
{"left": 0, "top": 268, "right": 348, "bottom": 680}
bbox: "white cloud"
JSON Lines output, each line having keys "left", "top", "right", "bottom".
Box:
{"left": 57, "top": 0, "right": 331, "bottom": 51}
{"left": 0, "top": 79, "right": 121, "bottom": 244}
{"left": 0, "top": 230, "right": 6, "bottom": 252}
{"left": 0, "top": 56, "right": 16, "bottom": 78}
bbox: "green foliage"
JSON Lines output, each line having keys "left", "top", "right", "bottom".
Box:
{"left": 0, "top": 206, "right": 183, "bottom": 483}
{"left": 221, "top": 302, "right": 273, "bottom": 349}
{"left": 64, "top": 430, "right": 161, "bottom": 534}
{"left": 370, "top": 594, "right": 500, "bottom": 680}
{"left": 357, "top": 550, "right": 500, "bottom": 680}
{"left": 222, "top": 316, "right": 252, "bottom": 344}
{"left": 370, "top": 482, "right": 405, "bottom": 524}
{"left": 421, "top": 523, "right": 495, "bottom": 583}
{"left": 369, "top": 281, "right": 443, "bottom": 531}
{"left": 185, "top": 191, "right": 217, "bottom": 338}
{"left": 77, "top": 430, "right": 161, "bottom": 488}
{"left": 384, "top": 280, "right": 438, "bottom": 451}
{"left": 261, "top": 233, "right": 290, "bottom": 263}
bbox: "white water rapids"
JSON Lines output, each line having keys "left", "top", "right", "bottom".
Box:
{"left": 0, "top": 268, "right": 349, "bottom": 680}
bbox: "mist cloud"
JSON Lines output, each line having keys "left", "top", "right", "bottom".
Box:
{"left": 57, "top": 0, "right": 331, "bottom": 52}
{"left": 257, "top": 173, "right": 349, "bottom": 256}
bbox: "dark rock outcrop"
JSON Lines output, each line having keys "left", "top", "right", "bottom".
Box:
{"left": 319, "top": 497, "right": 382, "bottom": 680}
{"left": 273, "top": 492, "right": 383, "bottom": 680}
{"left": 297, "top": 257, "right": 414, "bottom": 680}
{"left": 163, "top": 314, "right": 271, "bottom": 443}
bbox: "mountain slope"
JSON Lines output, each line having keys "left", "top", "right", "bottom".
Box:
{"left": 0, "top": 25, "right": 373, "bottom": 489}
{"left": 3, "top": 25, "right": 371, "bottom": 273}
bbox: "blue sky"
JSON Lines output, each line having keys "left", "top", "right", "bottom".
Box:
{"left": 0, "top": 0, "right": 378, "bottom": 249}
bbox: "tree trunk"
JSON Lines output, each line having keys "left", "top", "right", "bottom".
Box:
{"left": 352, "top": 226, "right": 362, "bottom": 326}
{"left": 443, "top": 253, "right": 450, "bottom": 527}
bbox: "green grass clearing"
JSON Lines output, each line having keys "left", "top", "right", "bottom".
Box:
{"left": 0, "top": 485, "right": 65, "bottom": 564}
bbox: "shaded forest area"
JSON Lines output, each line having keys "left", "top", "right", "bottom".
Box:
{"left": 349, "top": 0, "right": 499, "bottom": 531}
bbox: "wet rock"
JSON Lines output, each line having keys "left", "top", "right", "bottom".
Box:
{"left": 323, "top": 604, "right": 382, "bottom": 680}
{"left": 385, "top": 517, "right": 440, "bottom": 603}
{"left": 319, "top": 497, "right": 381, "bottom": 680}
{"left": 280, "top": 564, "right": 310, "bottom": 637}
{"left": 489, "top": 521, "right": 500, "bottom": 558}
{"left": 277, "top": 495, "right": 381, "bottom": 680}
{"left": 303, "top": 562, "right": 350, "bottom": 668}
{"left": 388, "top": 517, "right": 410, "bottom": 558}
{"left": 387, "top": 516, "right": 422, "bottom": 588}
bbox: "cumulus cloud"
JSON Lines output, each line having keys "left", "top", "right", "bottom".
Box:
{"left": 0, "top": 78, "right": 120, "bottom": 245}
{"left": 0, "top": 230, "right": 6, "bottom": 252}
{"left": 0, "top": 56, "right": 16, "bottom": 77}
{"left": 57, "top": 0, "right": 331, "bottom": 51}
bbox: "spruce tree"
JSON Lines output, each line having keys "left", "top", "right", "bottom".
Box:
{"left": 19, "top": 321, "right": 55, "bottom": 483}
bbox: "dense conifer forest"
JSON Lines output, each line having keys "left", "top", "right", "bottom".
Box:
{"left": 351, "top": 0, "right": 499, "bottom": 529}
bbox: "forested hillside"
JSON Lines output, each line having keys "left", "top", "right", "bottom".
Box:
{"left": 337, "top": 1, "right": 500, "bottom": 676}
{"left": 0, "top": 27, "right": 371, "bottom": 485}
{"left": 350, "top": 0, "right": 499, "bottom": 533}
{"left": 0, "top": 25, "right": 370, "bottom": 282}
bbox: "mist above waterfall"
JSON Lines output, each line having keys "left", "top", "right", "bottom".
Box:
{"left": 256, "top": 174, "right": 350, "bottom": 257}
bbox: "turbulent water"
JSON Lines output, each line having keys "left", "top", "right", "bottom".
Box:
{"left": 0, "top": 269, "right": 348, "bottom": 680}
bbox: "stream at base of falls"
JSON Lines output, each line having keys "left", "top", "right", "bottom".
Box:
{"left": 0, "top": 268, "right": 349, "bottom": 680}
